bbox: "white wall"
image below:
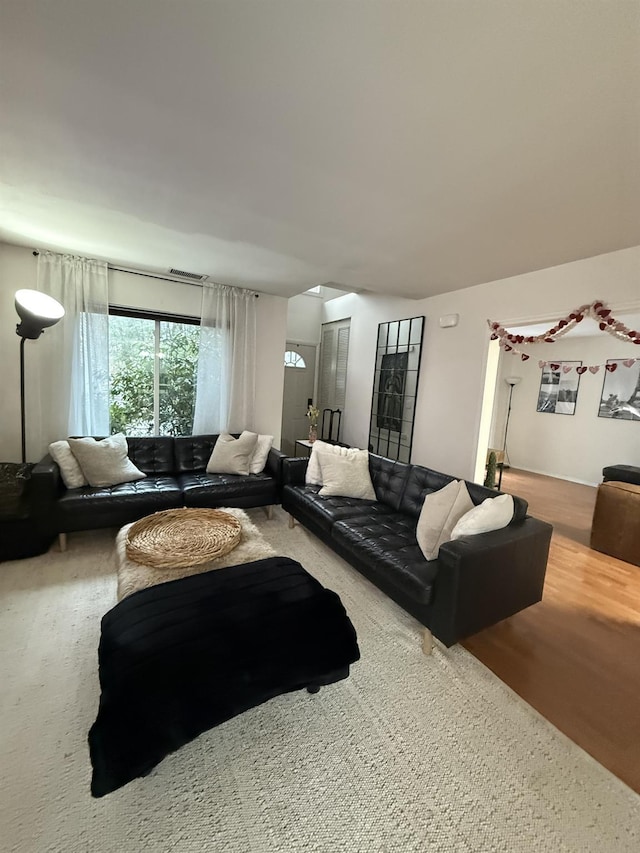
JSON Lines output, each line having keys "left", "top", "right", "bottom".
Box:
{"left": 492, "top": 333, "right": 640, "bottom": 485}
{"left": 286, "top": 292, "right": 324, "bottom": 344}
{"left": 0, "top": 243, "right": 288, "bottom": 461}
{"left": 323, "top": 246, "right": 640, "bottom": 482}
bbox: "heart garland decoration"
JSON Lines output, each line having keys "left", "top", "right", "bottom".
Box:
{"left": 605, "top": 362, "right": 618, "bottom": 372}
{"left": 576, "top": 366, "right": 587, "bottom": 374}
{"left": 487, "top": 301, "right": 640, "bottom": 350}
{"left": 589, "top": 365, "right": 600, "bottom": 374}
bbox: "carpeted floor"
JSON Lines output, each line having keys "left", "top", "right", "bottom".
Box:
{"left": 1, "top": 508, "right": 639, "bottom": 853}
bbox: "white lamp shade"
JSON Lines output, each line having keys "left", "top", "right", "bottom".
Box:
{"left": 15, "top": 289, "right": 65, "bottom": 339}
{"left": 505, "top": 376, "right": 522, "bottom": 387}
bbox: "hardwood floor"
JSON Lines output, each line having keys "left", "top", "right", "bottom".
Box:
{"left": 462, "top": 468, "right": 640, "bottom": 794}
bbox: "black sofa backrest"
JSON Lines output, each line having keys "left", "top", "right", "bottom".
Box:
{"left": 399, "top": 466, "right": 453, "bottom": 516}
{"left": 126, "top": 437, "right": 176, "bottom": 475}
{"left": 174, "top": 435, "right": 220, "bottom": 472}
{"left": 369, "top": 454, "right": 528, "bottom": 521}
{"left": 368, "top": 455, "right": 412, "bottom": 511}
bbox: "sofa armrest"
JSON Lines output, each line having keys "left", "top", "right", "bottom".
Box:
{"left": 429, "top": 516, "right": 553, "bottom": 647}
{"left": 30, "top": 454, "right": 63, "bottom": 522}
{"left": 282, "top": 457, "right": 309, "bottom": 486}
{"left": 265, "top": 448, "right": 286, "bottom": 481}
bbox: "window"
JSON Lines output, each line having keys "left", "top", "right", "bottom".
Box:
{"left": 284, "top": 350, "right": 307, "bottom": 368}
{"left": 109, "top": 310, "right": 200, "bottom": 436}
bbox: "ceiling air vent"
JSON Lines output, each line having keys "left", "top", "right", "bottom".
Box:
{"left": 168, "top": 268, "right": 209, "bottom": 282}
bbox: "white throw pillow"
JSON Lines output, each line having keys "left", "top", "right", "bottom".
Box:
{"left": 242, "top": 431, "right": 273, "bottom": 474}
{"left": 318, "top": 448, "right": 376, "bottom": 500}
{"left": 206, "top": 432, "right": 259, "bottom": 476}
{"left": 49, "top": 439, "right": 88, "bottom": 489}
{"left": 451, "top": 494, "right": 514, "bottom": 539}
{"left": 305, "top": 440, "right": 334, "bottom": 485}
{"left": 67, "top": 434, "right": 146, "bottom": 488}
{"left": 416, "top": 480, "right": 474, "bottom": 561}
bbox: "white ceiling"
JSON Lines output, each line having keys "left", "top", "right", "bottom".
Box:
{"left": 1, "top": 1, "right": 638, "bottom": 299}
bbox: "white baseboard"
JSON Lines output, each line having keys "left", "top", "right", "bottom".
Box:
{"left": 511, "top": 465, "right": 598, "bottom": 488}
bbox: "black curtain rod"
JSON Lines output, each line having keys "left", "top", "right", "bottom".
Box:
{"left": 32, "top": 251, "right": 259, "bottom": 296}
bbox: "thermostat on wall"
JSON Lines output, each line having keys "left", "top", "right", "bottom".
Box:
{"left": 439, "top": 314, "right": 459, "bottom": 328}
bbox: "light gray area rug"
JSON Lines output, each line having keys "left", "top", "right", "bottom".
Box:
{"left": 1, "top": 508, "right": 638, "bottom": 853}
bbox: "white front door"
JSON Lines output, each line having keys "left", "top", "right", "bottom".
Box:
{"left": 281, "top": 343, "right": 317, "bottom": 456}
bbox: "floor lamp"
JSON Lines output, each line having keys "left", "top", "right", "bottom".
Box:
{"left": 15, "top": 289, "right": 65, "bottom": 464}
{"left": 499, "top": 376, "right": 522, "bottom": 488}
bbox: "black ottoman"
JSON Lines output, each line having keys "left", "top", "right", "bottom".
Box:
{"left": 89, "top": 556, "right": 360, "bottom": 797}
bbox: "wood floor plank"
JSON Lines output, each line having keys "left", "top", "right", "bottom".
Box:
{"left": 462, "top": 468, "right": 640, "bottom": 793}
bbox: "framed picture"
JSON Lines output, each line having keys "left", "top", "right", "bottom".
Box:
{"left": 376, "top": 351, "right": 408, "bottom": 431}
{"left": 536, "top": 361, "right": 582, "bottom": 415}
{"left": 598, "top": 359, "right": 640, "bottom": 421}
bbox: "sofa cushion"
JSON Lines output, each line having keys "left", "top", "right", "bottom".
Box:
{"left": 248, "top": 433, "right": 274, "bottom": 474}
{"left": 451, "top": 494, "right": 514, "bottom": 539}
{"left": 332, "top": 514, "right": 439, "bottom": 605}
{"left": 179, "top": 472, "right": 277, "bottom": 508}
{"left": 56, "top": 476, "right": 183, "bottom": 524}
{"left": 49, "top": 440, "right": 88, "bottom": 489}
{"left": 305, "top": 440, "right": 333, "bottom": 485}
{"left": 416, "top": 480, "right": 474, "bottom": 561}
{"left": 206, "top": 432, "right": 258, "bottom": 476}
{"left": 318, "top": 449, "right": 376, "bottom": 501}
{"left": 67, "top": 435, "right": 146, "bottom": 488}
{"left": 283, "top": 485, "right": 394, "bottom": 534}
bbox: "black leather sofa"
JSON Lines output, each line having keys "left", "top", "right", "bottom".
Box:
{"left": 282, "top": 454, "right": 552, "bottom": 648}
{"left": 31, "top": 435, "right": 286, "bottom": 544}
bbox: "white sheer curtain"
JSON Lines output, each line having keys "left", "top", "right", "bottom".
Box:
{"left": 193, "top": 282, "right": 257, "bottom": 434}
{"left": 27, "top": 252, "right": 109, "bottom": 458}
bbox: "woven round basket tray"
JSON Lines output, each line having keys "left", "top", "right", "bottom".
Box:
{"left": 125, "top": 508, "right": 243, "bottom": 569}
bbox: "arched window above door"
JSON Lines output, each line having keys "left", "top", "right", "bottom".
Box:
{"left": 284, "top": 350, "right": 306, "bottom": 368}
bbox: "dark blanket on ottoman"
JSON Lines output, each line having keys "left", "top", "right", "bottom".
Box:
{"left": 89, "top": 556, "right": 360, "bottom": 797}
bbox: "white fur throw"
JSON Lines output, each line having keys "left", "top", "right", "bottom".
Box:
{"left": 116, "top": 507, "right": 277, "bottom": 600}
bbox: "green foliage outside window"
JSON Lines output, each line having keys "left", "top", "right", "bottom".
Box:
{"left": 109, "top": 315, "right": 199, "bottom": 436}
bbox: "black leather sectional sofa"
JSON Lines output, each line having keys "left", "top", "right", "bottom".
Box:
{"left": 31, "top": 435, "right": 285, "bottom": 543}
{"left": 282, "top": 453, "right": 552, "bottom": 648}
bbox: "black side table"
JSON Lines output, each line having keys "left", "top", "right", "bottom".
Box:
{"left": 0, "top": 465, "right": 55, "bottom": 562}
{"left": 0, "top": 510, "right": 55, "bottom": 562}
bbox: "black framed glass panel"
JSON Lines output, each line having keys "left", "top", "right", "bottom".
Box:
{"left": 369, "top": 316, "right": 425, "bottom": 462}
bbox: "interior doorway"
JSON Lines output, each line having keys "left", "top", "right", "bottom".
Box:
{"left": 280, "top": 343, "right": 317, "bottom": 456}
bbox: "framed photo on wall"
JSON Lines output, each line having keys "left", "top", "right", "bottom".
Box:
{"left": 598, "top": 359, "right": 640, "bottom": 421}
{"left": 536, "top": 361, "right": 583, "bottom": 415}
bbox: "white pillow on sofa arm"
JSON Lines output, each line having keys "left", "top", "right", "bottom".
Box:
{"left": 416, "top": 480, "right": 474, "bottom": 561}
{"left": 450, "top": 494, "right": 514, "bottom": 539}
{"left": 240, "top": 431, "right": 274, "bottom": 474}
{"left": 49, "top": 440, "right": 88, "bottom": 489}
{"left": 305, "top": 440, "right": 332, "bottom": 485}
